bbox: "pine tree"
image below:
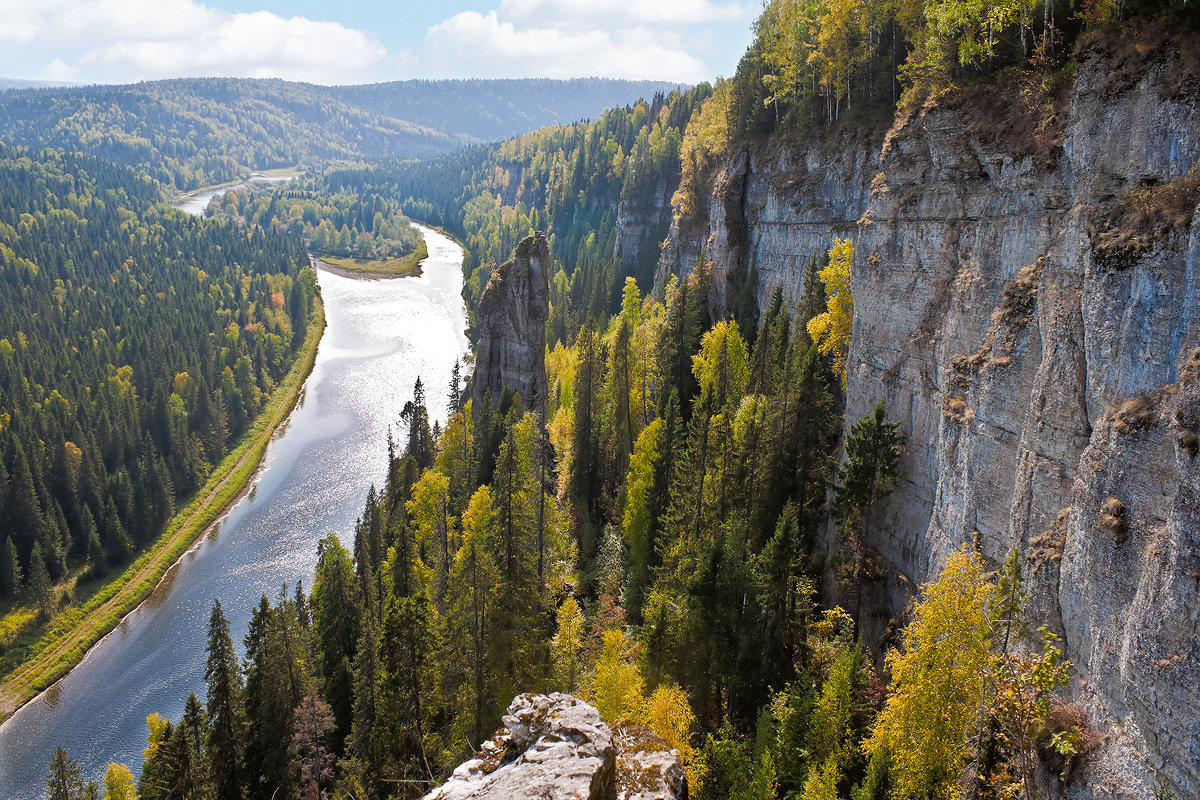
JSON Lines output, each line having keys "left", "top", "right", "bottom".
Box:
{"left": 0, "top": 535, "right": 20, "bottom": 597}
{"left": 350, "top": 612, "right": 382, "bottom": 798}
{"left": 46, "top": 747, "right": 87, "bottom": 800}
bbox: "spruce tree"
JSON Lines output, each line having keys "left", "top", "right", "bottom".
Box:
{"left": 834, "top": 399, "right": 902, "bottom": 639}
{"left": 0, "top": 536, "right": 19, "bottom": 597}
{"left": 204, "top": 598, "right": 245, "bottom": 800}
{"left": 45, "top": 746, "right": 86, "bottom": 800}
{"left": 312, "top": 534, "right": 362, "bottom": 754}
{"left": 28, "top": 540, "right": 52, "bottom": 620}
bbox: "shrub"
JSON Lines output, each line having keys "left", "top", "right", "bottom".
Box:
{"left": 1112, "top": 394, "right": 1157, "bottom": 434}
{"left": 1098, "top": 496, "right": 1128, "bottom": 542}
{"left": 1038, "top": 700, "right": 1103, "bottom": 782}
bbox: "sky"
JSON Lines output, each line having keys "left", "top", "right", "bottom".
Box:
{"left": 0, "top": 0, "right": 758, "bottom": 86}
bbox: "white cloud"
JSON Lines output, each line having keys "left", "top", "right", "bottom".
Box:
{"left": 42, "top": 59, "right": 79, "bottom": 82}
{"left": 0, "top": 0, "right": 752, "bottom": 84}
{"left": 421, "top": 10, "right": 709, "bottom": 82}
{"left": 498, "top": 0, "right": 751, "bottom": 25}
{"left": 0, "top": 0, "right": 388, "bottom": 84}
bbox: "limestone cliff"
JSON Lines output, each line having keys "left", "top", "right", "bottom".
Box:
{"left": 421, "top": 693, "right": 685, "bottom": 800}
{"left": 655, "top": 130, "right": 880, "bottom": 318}
{"left": 656, "top": 33, "right": 1200, "bottom": 799}
{"left": 472, "top": 233, "right": 550, "bottom": 415}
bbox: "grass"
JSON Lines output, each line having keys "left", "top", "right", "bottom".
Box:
{"left": 316, "top": 239, "right": 428, "bottom": 278}
{"left": 0, "top": 297, "right": 326, "bottom": 721}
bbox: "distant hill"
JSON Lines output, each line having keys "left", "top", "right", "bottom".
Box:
{"left": 322, "top": 78, "right": 684, "bottom": 145}
{"left": 0, "top": 78, "right": 74, "bottom": 91}
{"left": 0, "top": 77, "right": 680, "bottom": 189}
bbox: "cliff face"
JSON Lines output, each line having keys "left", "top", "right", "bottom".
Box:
{"left": 657, "top": 39, "right": 1200, "bottom": 799}
{"left": 656, "top": 131, "right": 880, "bottom": 317}
{"left": 421, "top": 693, "right": 685, "bottom": 800}
{"left": 472, "top": 233, "right": 550, "bottom": 415}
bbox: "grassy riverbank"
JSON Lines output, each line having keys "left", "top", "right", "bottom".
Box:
{"left": 0, "top": 297, "right": 326, "bottom": 721}
{"left": 315, "top": 239, "right": 428, "bottom": 278}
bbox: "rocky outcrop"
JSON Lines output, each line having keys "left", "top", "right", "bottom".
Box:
{"left": 656, "top": 32, "right": 1200, "bottom": 800}
{"left": 472, "top": 233, "right": 550, "bottom": 415}
{"left": 421, "top": 693, "right": 685, "bottom": 800}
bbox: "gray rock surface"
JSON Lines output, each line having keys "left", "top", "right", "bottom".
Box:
{"left": 472, "top": 233, "right": 550, "bottom": 416}
{"left": 656, "top": 39, "right": 1200, "bottom": 800}
{"left": 421, "top": 693, "right": 685, "bottom": 800}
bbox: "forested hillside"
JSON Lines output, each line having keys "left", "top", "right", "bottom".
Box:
{"left": 205, "top": 187, "right": 424, "bottom": 264}
{"left": 321, "top": 86, "right": 711, "bottom": 335}
{"left": 0, "top": 146, "right": 316, "bottom": 612}
{"left": 0, "top": 78, "right": 677, "bottom": 191}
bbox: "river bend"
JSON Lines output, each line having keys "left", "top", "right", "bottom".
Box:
{"left": 0, "top": 224, "right": 468, "bottom": 796}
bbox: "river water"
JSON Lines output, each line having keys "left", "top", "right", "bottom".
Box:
{"left": 174, "top": 173, "right": 293, "bottom": 216}
{"left": 0, "top": 224, "right": 468, "bottom": 796}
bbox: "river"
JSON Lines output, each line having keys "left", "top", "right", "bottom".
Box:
{"left": 0, "top": 223, "right": 469, "bottom": 796}
{"left": 173, "top": 172, "right": 293, "bottom": 216}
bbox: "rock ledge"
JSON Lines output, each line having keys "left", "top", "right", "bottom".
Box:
{"left": 421, "top": 693, "right": 685, "bottom": 800}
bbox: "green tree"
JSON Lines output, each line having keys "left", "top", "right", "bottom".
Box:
{"left": 0, "top": 535, "right": 21, "bottom": 597}
{"left": 833, "top": 399, "right": 901, "bottom": 638}
{"left": 444, "top": 485, "right": 500, "bottom": 747}
{"left": 204, "top": 599, "right": 245, "bottom": 800}
{"left": 311, "top": 534, "right": 362, "bottom": 753}
{"left": 622, "top": 418, "right": 663, "bottom": 619}
{"left": 28, "top": 540, "right": 53, "bottom": 620}
{"left": 46, "top": 747, "right": 87, "bottom": 800}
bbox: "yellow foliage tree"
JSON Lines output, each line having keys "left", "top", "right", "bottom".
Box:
{"left": 588, "top": 629, "right": 701, "bottom": 789}
{"left": 551, "top": 596, "right": 587, "bottom": 693}
{"left": 691, "top": 319, "right": 750, "bottom": 410}
{"left": 864, "top": 547, "right": 998, "bottom": 800}
{"left": 591, "top": 629, "right": 645, "bottom": 723}
{"left": 103, "top": 763, "right": 138, "bottom": 800}
{"left": 807, "top": 238, "right": 854, "bottom": 387}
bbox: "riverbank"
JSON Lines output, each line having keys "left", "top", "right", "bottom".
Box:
{"left": 0, "top": 297, "right": 326, "bottom": 722}
{"left": 314, "top": 239, "right": 428, "bottom": 279}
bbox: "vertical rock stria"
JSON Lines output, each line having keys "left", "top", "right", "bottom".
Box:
{"left": 471, "top": 232, "right": 550, "bottom": 416}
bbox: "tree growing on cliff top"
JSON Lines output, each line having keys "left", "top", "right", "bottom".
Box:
{"left": 808, "top": 237, "right": 854, "bottom": 388}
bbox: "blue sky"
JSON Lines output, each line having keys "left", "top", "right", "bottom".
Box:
{"left": 0, "top": 0, "right": 758, "bottom": 85}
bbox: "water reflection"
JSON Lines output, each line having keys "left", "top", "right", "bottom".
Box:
{"left": 0, "top": 225, "right": 468, "bottom": 797}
